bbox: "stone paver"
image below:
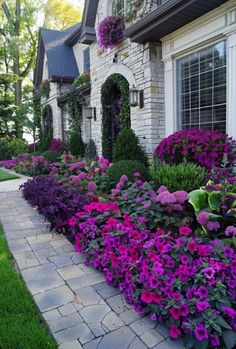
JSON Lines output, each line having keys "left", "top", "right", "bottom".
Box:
{"left": 0, "top": 173, "right": 183, "bottom": 349}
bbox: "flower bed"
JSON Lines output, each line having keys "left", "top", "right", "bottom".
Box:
{"left": 70, "top": 199, "right": 236, "bottom": 349}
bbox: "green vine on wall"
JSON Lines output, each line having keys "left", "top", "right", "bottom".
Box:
{"left": 68, "top": 86, "right": 85, "bottom": 133}
{"left": 101, "top": 73, "right": 130, "bottom": 160}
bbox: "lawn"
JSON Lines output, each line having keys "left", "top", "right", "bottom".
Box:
{"left": 0, "top": 225, "right": 58, "bottom": 349}
{"left": 0, "top": 168, "right": 20, "bottom": 182}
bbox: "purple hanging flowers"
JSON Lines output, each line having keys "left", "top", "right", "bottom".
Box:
{"left": 97, "top": 16, "right": 125, "bottom": 49}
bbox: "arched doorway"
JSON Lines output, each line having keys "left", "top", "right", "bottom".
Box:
{"left": 101, "top": 73, "right": 130, "bottom": 160}
{"left": 42, "top": 104, "right": 53, "bottom": 136}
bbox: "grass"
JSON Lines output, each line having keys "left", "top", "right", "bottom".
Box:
{"left": 0, "top": 225, "right": 58, "bottom": 349}
{"left": 0, "top": 169, "right": 20, "bottom": 182}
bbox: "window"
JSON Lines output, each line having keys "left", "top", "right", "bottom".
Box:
{"left": 112, "top": 0, "right": 125, "bottom": 17}
{"left": 177, "top": 40, "right": 227, "bottom": 133}
{"left": 83, "top": 47, "right": 90, "bottom": 73}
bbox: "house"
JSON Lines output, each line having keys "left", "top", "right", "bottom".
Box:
{"left": 34, "top": 0, "right": 236, "bottom": 159}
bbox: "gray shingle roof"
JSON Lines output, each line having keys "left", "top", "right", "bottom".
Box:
{"left": 40, "top": 24, "right": 80, "bottom": 79}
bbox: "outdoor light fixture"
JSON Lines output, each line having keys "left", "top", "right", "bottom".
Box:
{"left": 85, "top": 106, "right": 96, "bottom": 121}
{"left": 129, "top": 87, "right": 144, "bottom": 108}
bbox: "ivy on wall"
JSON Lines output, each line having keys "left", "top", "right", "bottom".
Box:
{"left": 68, "top": 86, "right": 85, "bottom": 133}
{"left": 101, "top": 73, "right": 130, "bottom": 160}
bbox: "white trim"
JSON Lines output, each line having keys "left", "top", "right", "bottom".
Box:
{"left": 106, "top": 63, "right": 137, "bottom": 87}
{"left": 227, "top": 31, "right": 236, "bottom": 137}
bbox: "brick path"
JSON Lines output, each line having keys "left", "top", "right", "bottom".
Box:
{"left": 0, "top": 174, "right": 184, "bottom": 349}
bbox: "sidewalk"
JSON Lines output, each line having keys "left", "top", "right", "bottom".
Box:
{"left": 0, "top": 174, "right": 183, "bottom": 349}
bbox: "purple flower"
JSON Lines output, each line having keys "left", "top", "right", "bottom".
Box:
{"left": 180, "top": 255, "right": 190, "bottom": 264}
{"left": 207, "top": 221, "right": 220, "bottom": 231}
{"left": 194, "top": 323, "right": 209, "bottom": 341}
{"left": 197, "top": 211, "right": 210, "bottom": 225}
{"left": 202, "top": 267, "right": 215, "bottom": 279}
{"left": 196, "top": 300, "right": 210, "bottom": 312}
{"left": 133, "top": 172, "right": 141, "bottom": 177}
{"left": 196, "top": 286, "right": 208, "bottom": 299}
{"left": 225, "top": 226, "right": 236, "bottom": 237}
{"left": 224, "top": 246, "right": 234, "bottom": 258}
{"left": 87, "top": 181, "right": 97, "bottom": 192}
{"left": 210, "top": 334, "right": 220, "bottom": 346}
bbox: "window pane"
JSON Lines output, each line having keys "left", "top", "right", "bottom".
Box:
{"left": 177, "top": 40, "right": 226, "bottom": 132}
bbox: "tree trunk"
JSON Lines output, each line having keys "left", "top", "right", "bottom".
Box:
{"left": 13, "top": 0, "right": 22, "bottom": 138}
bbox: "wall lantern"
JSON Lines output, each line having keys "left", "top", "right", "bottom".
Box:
{"left": 129, "top": 87, "right": 144, "bottom": 108}
{"left": 85, "top": 106, "right": 96, "bottom": 121}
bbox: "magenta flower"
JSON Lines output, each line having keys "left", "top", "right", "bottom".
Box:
{"left": 196, "top": 286, "right": 209, "bottom": 299}
{"left": 169, "top": 324, "right": 181, "bottom": 339}
{"left": 179, "top": 226, "right": 192, "bottom": 236}
{"left": 169, "top": 307, "right": 181, "bottom": 320}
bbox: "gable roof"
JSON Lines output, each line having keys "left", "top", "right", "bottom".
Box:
{"left": 34, "top": 24, "right": 80, "bottom": 89}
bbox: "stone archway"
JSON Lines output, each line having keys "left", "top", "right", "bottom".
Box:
{"left": 101, "top": 73, "right": 130, "bottom": 161}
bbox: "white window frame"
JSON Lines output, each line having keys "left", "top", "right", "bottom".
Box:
{"left": 175, "top": 38, "right": 227, "bottom": 132}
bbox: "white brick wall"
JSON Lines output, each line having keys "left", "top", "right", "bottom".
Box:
{"left": 89, "top": 1, "right": 165, "bottom": 157}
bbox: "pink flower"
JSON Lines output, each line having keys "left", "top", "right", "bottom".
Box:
{"left": 141, "top": 290, "right": 154, "bottom": 303}
{"left": 169, "top": 325, "right": 181, "bottom": 339}
{"left": 156, "top": 191, "right": 177, "bottom": 205}
{"left": 197, "top": 211, "right": 210, "bottom": 225}
{"left": 157, "top": 185, "right": 168, "bottom": 194}
{"left": 225, "top": 226, "right": 236, "bottom": 236}
{"left": 179, "top": 226, "right": 192, "bottom": 236}
{"left": 169, "top": 307, "right": 181, "bottom": 320}
{"left": 173, "top": 190, "right": 188, "bottom": 204}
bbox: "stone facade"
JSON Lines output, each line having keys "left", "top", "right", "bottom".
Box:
{"left": 89, "top": 1, "right": 165, "bottom": 156}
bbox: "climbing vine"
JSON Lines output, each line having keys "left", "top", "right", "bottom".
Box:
{"left": 68, "top": 86, "right": 85, "bottom": 132}
{"left": 101, "top": 73, "right": 130, "bottom": 160}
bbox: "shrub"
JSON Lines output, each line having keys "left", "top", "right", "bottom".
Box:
{"left": 113, "top": 128, "right": 149, "bottom": 167}
{"left": 107, "top": 160, "right": 149, "bottom": 188}
{"left": 21, "top": 176, "right": 86, "bottom": 235}
{"left": 41, "top": 151, "right": 61, "bottom": 162}
{"left": 155, "top": 129, "right": 236, "bottom": 169}
{"left": 8, "top": 138, "right": 27, "bottom": 156}
{"left": 85, "top": 139, "right": 97, "bottom": 161}
{"left": 73, "top": 72, "right": 90, "bottom": 87}
{"left": 68, "top": 132, "right": 85, "bottom": 157}
{"left": 49, "top": 138, "right": 67, "bottom": 152}
{"left": 40, "top": 130, "right": 53, "bottom": 152}
{"left": 150, "top": 162, "right": 207, "bottom": 193}
{"left": 0, "top": 139, "right": 11, "bottom": 160}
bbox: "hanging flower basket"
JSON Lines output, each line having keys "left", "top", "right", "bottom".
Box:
{"left": 97, "top": 16, "right": 125, "bottom": 50}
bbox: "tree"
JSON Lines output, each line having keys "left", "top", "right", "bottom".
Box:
{"left": 0, "top": 0, "right": 41, "bottom": 137}
{"left": 44, "top": 0, "right": 83, "bottom": 30}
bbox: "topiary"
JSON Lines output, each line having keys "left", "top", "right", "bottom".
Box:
{"left": 107, "top": 160, "right": 149, "bottom": 189}
{"left": 69, "top": 131, "right": 85, "bottom": 157}
{"left": 0, "top": 139, "right": 11, "bottom": 160}
{"left": 150, "top": 161, "right": 207, "bottom": 193}
{"left": 113, "top": 128, "right": 149, "bottom": 167}
{"left": 85, "top": 139, "right": 97, "bottom": 161}
{"left": 40, "top": 130, "right": 53, "bottom": 152}
{"left": 41, "top": 150, "right": 61, "bottom": 162}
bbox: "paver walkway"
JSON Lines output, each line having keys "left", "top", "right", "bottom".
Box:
{"left": 0, "top": 172, "right": 184, "bottom": 349}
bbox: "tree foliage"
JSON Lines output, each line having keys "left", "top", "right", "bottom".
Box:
{"left": 43, "top": 0, "right": 83, "bottom": 30}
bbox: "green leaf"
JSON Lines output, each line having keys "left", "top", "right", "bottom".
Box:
{"left": 197, "top": 339, "right": 209, "bottom": 349}
{"left": 215, "top": 316, "right": 232, "bottom": 330}
{"left": 208, "top": 191, "right": 221, "bottom": 211}
{"left": 183, "top": 334, "right": 196, "bottom": 349}
{"left": 188, "top": 190, "right": 209, "bottom": 212}
{"left": 223, "top": 331, "right": 236, "bottom": 349}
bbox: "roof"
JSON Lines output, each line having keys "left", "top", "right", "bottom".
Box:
{"left": 125, "top": 0, "right": 230, "bottom": 43}
{"left": 34, "top": 24, "right": 80, "bottom": 88}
